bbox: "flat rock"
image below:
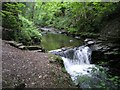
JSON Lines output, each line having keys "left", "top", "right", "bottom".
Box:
{"left": 18, "top": 46, "right": 26, "bottom": 50}
{"left": 25, "top": 46, "right": 42, "bottom": 50}
{"left": 84, "top": 38, "right": 92, "bottom": 42}
{"left": 7, "top": 41, "right": 23, "bottom": 48}
{"left": 87, "top": 41, "right": 95, "bottom": 45}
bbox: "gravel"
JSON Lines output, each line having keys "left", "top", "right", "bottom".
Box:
{"left": 2, "top": 40, "right": 75, "bottom": 88}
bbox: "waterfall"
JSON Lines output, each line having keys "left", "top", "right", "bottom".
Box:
{"left": 50, "top": 45, "right": 116, "bottom": 88}
{"left": 61, "top": 46, "right": 95, "bottom": 85}
{"left": 73, "top": 46, "right": 91, "bottom": 64}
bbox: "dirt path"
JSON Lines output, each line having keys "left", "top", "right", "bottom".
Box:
{"left": 2, "top": 40, "right": 75, "bottom": 88}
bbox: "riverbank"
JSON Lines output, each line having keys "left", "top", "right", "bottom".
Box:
{"left": 2, "top": 40, "right": 75, "bottom": 88}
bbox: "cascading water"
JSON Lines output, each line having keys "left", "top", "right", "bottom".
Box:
{"left": 50, "top": 45, "right": 117, "bottom": 88}
{"left": 61, "top": 46, "right": 96, "bottom": 86}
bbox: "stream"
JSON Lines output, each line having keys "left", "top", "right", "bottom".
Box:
{"left": 51, "top": 45, "right": 116, "bottom": 88}
{"left": 40, "top": 27, "right": 118, "bottom": 89}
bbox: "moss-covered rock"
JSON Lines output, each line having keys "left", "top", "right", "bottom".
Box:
{"left": 49, "top": 54, "right": 64, "bottom": 67}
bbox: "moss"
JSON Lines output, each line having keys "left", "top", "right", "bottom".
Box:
{"left": 48, "top": 54, "right": 64, "bottom": 67}
{"left": 61, "top": 67, "right": 67, "bottom": 73}
{"left": 48, "top": 54, "right": 68, "bottom": 74}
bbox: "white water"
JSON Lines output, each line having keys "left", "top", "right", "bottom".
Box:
{"left": 62, "top": 46, "right": 95, "bottom": 85}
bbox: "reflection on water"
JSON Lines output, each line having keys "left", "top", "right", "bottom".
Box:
{"left": 41, "top": 33, "right": 82, "bottom": 51}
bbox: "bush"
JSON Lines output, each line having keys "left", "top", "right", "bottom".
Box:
{"left": 1, "top": 2, "right": 25, "bottom": 40}
{"left": 18, "top": 15, "right": 42, "bottom": 45}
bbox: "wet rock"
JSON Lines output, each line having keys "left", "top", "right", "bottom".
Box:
{"left": 84, "top": 38, "right": 92, "bottom": 42}
{"left": 49, "top": 47, "right": 72, "bottom": 56}
{"left": 61, "top": 48, "right": 67, "bottom": 51}
{"left": 40, "top": 27, "right": 51, "bottom": 32}
{"left": 104, "top": 51, "right": 120, "bottom": 60}
{"left": 84, "top": 38, "right": 95, "bottom": 46}
{"left": 63, "top": 49, "right": 74, "bottom": 59}
{"left": 104, "top": 52, "right": 116, "bottom": 55}
{"left": 40, "top": 27, "right": 59, "bottom": 34}
{"left": 87, "top": 41, "right": 95, "bottom": 45}
{"left": 113, "top": 48, "right": 120, "bottom": 52}
{"left": 54, "top": 51, "right": 65, "bottom": 57}
{"left": 96, "top": 40, "right": 102, "bottom": 44}
{"left": 49, "top": 49, "right": 62, "bottom": 53}
{"left": 61, "top": 30, "right": 67, "bottom": 34}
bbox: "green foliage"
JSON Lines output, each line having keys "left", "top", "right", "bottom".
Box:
{"left": 49, "top": 54, "right": 66, "bottom": 73}
{"left": 77, "top": 65, "right": 120, "bottom": 88}
{"left": 32, "top": 2, "right": 119, "bottom": 37}
{"left": 49, "top": 54, "right": 64, "bottom": 66}
{"left": 2, "top": 2, "right": 120, "bottom": 44}
{"left": 1, "top": 2, "right": 26, "bottom": 40}
{"left": 2, "top": 2, "right": 42, "bottom": 45}
{"left": 18, "top": 15, "right": 42, "bottom": 45}
{"left": 79, "top": 32, "right": 100, "bottom": 38}
{"left": 2, "top": 2, "right": 25, "bottom": 30}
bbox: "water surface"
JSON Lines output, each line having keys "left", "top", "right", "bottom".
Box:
{"left": 41, "top": 33, "right": 82, "bottom": 51}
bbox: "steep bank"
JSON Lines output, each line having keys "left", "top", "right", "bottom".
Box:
{"left": 93, "top": 16, "right": 120, "bottom": 76}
